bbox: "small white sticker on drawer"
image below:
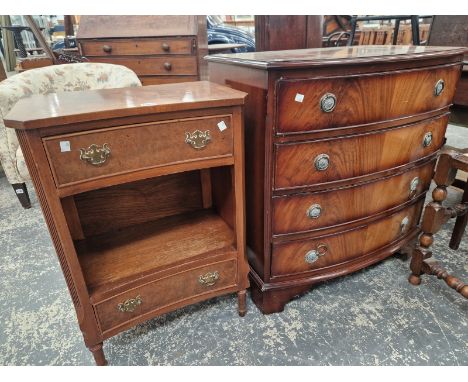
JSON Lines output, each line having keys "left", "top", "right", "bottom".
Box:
{"left": 218, "top": 120, "right": 228, "bottom": 132}
{"left": 295, "top": 93, "right": 304, "bottom": 103}
{"left": 60, "top": 141, "right": 71, "bottom": 152}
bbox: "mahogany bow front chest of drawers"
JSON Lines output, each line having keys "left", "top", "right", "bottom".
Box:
{"left": 4, "top": 81, "right": 249, "bottom": 365}
{"left": 207, "top": 45, "right": 465, "bottom": 313}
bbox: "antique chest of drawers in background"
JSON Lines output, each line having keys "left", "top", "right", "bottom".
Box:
{"left": 77, "top": 16, "right": 208, "bottom": 85}
{"left": 4, "top": 81, "right": 249, "bottom": 365}
{"left": 207, "top": 45, "right": 465, "bottom": 313}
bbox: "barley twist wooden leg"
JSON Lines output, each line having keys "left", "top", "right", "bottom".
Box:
{"left": 88, "top": 343, "right": 108, "bottom": 366}
{"left": 237, "top": 289, "right": 247, "bottom": 317}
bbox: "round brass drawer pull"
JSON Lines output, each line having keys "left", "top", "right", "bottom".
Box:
{"left": 102, "top": 45, "right": 112, "bottom": 53}
{"left": 400, "top": 216, "right": 410, "bottom": 234}
{"left": 162, "top": 42, "right": 170, "bottom": 52}
{"left": 198, "top": 271, "right": 219, "bottom": 287}
{"left": 320, "top": 93, "right": 337, "bottom": 113}
{"left": 306, "top": 204, "right": 322, "bottom": 219}
{"left": 423, "top": 132, "right": 433, "bottom": 147}
{"left": 409, "top": 177, "right": 420, "bottom": 198}
{"left": 434, "top": 79, "right": 445, "bottom": 96}
{"left": 80, "top": 143, "right": 111, "bottom": 166}
{"left": 314, "top": 154, "right": 330, "bottom": 171}
{"left": 305, "top": 244, "right": 328, "bottom": 264}
{"left": 164, "top": 62, "right": 172, "bottom": 71}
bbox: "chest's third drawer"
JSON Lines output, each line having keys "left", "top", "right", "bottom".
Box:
{"left": 43, "top": 115, "right": 233, "bottom": 187}
{"left": 274, "top": 114, "right": 447, "bottom": 190}
{"left": 272, "top": 159, "right": 434, "bottom": 235}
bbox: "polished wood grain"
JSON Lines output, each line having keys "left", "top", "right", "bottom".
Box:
{"left": 207, "top": 45, "right": 466, "bottom": 69}
{"left": 79, "top": 38, "right": 194, "bottom": 56}
{"left": 272, "top": 199, "right": 423, "bottom": 277}
{"left": 87, "top": 56, "right": 198, "bottom": 76}
{"left": 9, "top": 81, "right": 249, "bottom": 364}
{"left": 43, "top": 115, "right": 233, "bottom": 187}
{"left": 276, "top": 64, "right": 460, "bottom": 134}
{"left": 208, "top": 46, "right": 464, "bottom": 314}
{"left": 274, "top": 114, "right": 448, "bottom": 190}
{"left": 4, "top": 81, "right": 246, "bottom": 130}
{"left": 272, "top": 160, "right": 434, "bottom": 235}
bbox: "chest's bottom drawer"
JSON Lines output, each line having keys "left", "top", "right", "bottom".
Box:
{"left": 271, "top": 200, "right": 424, "bottom": 278}
{"left": 95, "top": 259, "right": 237, "bottom": 333}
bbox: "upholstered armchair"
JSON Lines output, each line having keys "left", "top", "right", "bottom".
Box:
{"left": 0, "top": 63, "right": 141, "bottom": 208}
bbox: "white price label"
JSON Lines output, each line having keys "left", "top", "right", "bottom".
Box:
{"left": 217, "top": 121, "right": 228, "bottom": 132}
{"left": 60, "top": 141, "right": 71, "bottom": 152}
{"left": 295, "top": 93, "right": 305, "bottom": 103}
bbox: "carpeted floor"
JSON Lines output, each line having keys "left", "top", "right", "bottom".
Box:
{"left": 0, "top": 129, "right": 467, "bottom": 365}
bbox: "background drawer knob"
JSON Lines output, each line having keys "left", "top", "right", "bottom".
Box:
{"left": 305, "top": 244, "right": 328, "bottom": 264}
{"left": 117, "top": 295, "right": 142, "bottom": 313}
{"left": 306, "top": 204, "right": 322, "bottom": 219}
{"left": 434, "top": 79, "right": 445, "bottom": 96}
{"left": 198, "top": 271, "right": 219, "bottom": 286}
{"left": 80, "top": 143, "right": 111, "bottom": 166}
{"left": 423, "top": 132, "right": 433, "bottom": 147}
{"left": 400, "top": 216, "right": 410, "bottom": 234}
{"left": 320, "top": 93, "right": 337, "bottom": 113}
{"left": 409, "top": 177, "right": 420, "bottom": 197}
{"left": 102, "top": 45, "right": 112, "bottom": 53}
{"left": 162, "top": 42, "right": 170, "bottom": 52}
{"left": 314, "top": 154, "right": 330, "bottom": 171}
{"left": 164, "top": 62, "right": 172, "bottom": 71}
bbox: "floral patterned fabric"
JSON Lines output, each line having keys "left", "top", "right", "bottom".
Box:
{"left": 0, "top": 63, "right": 141, "bottom": 184}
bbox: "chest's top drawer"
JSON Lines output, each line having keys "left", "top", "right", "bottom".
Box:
{"left": 275, "top": 64, "right": 460, "bottom": 134}
{"left": 274, "top": 114, "right": 447, "bottom": 190}
{"left": 79, "top": 38, "right": 195, "bottom": 56}
{"left": 43, "top": 115, "right": 233, "bottom": 188}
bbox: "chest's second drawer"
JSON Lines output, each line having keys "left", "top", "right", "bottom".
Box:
{"left": 274, "top": 114, "right": 447, "bottom": 190}
{"left": 272, "top": 160, "right": 434, "bottom": 235}
{"left": 43, "top": 115, "right": 233, "bottom": 187}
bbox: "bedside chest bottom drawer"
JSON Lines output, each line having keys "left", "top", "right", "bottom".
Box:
{"left": 95, "top": 259, "right": 237, "bottom": 333}
{"left": 43, "top": 115, "right": 233, "bottom": 187}
{"left": 271, "top": 199, "right": 423, "bottom": 277}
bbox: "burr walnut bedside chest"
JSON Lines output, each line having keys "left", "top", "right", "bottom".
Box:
{"left": 207, "top": 45, "right": 465, "bottom": 313}
{"left": 4, "top": 81, "right": 249, "bottom": 365}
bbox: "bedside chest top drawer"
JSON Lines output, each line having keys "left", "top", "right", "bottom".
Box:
{"left": 272, "top": 160, "right": 434, "bottom": 235}
{"left": 43, "top": 115, "right": 233, "bottom": 188}
{"left": 95, "top": 259, "right": 237, "bottom": 334}
{"left": 276, "top": 64, "right": 460, "bottom": 134}
{"left": 271, "top": 199, "right": 423, "bottom": 278}
{"left": 87, "top": 56, "right": 198, "bottom": 76}
{"left": 79, "top": 38, "right": 195, "bottom": 56}
{"left": 274, "top": 114, "right": 448, "bottom": 190}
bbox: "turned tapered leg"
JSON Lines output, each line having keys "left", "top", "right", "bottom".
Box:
{"left": 237, "top": 290, "right": 247, "bottom": 317}
{"left": 88, "top": 343, "right": 108, "bottom": 366}
{"left": 12, "top": 183, "right": 31, "bottom": 209}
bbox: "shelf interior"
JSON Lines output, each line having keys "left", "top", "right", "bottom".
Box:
{"left": 75, "top": 209, "right": 236, "bottom": 298}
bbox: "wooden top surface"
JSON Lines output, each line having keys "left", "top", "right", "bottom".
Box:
{"left": 5, "top": 81, "right": 247, "bottom": 130}
{"left": 206, "top": 45, "right": 467, "bottom": 69}
{"left": 76, "top": 15, "right": 199, "bottom": 39}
